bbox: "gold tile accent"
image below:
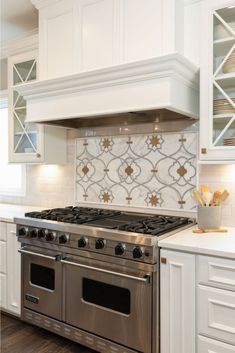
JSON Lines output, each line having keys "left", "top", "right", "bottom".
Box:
{"left": 149, "top": 195, "right": 159, "bottom": 206}
{"left": 149, "top": 135, "right": 161, "bottom": 147}
{"left": 125, "top": 165, "right": 134, "bottom": 176}
{"left": 177, "top": 165, "right": 187, "bottom": 177}
{"left": 82, "top": 165, "right": 89, "bottom": 175}
{"left": 102, "top": 138, "right": 112, "bottom": 149}
{"left": 102, "top": 192, "right": 111, "bottom": 203}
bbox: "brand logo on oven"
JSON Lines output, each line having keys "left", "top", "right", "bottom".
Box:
{"left": 25, "top": 294, "right": 39, "bottom": 304}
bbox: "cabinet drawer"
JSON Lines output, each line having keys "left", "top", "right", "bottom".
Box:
{"left": 198, "top": 256, "right": 235, "bottom": 291}
{"left": 0, "top": 241, "right": 7, "bottom": 273}
{"left": 198, "top": 285, "right": 235, "bottom": 345}
{"left": 198, "top": 335, "right": 235, "bottom": 353}
{"left": 0, "top": 222, "right": 7, "bottom": 241}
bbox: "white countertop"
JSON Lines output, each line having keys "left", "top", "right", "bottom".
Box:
{"left": 159, "top": 225, "right": 235, "bottom": 259}
{"left": 0, "top": 203, "right": 44, "bottom": 222}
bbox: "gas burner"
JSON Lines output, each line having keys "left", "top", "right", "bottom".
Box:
{"left": 118, "top": 215, "right": 191, "bottom": 235}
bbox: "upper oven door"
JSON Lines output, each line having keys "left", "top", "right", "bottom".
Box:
{"left": 20, "top": 246, "right": 62, "bottom": 320}
{"left": 62, "top": 255, "right": 152, "bottom": 353}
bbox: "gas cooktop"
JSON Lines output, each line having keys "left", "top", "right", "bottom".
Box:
{"left": 25, "top": 206, "right": 192, "bottom": 237}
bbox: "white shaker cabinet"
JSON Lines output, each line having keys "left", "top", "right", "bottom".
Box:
{"left": 8, "top": 50, "right": 67, "bottom": 164}
{"left": 160, "top": 249, "right": 196, "bottom": 353}
{"left": 200, "top": 0, "right": 235, "bottom": 162}
{"left": 33, "top": 0, "right": 186, "bottom": 79}
{"left": 0, "top": 222, "right": 21, "bottom": 316}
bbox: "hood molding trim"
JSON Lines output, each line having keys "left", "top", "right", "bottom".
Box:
{"left": 16, "top": 53, "right": 199, "bottom": 124}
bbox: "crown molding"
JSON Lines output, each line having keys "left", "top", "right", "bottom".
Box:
{"left": 16, "top": 53, "right": 199, "bottom": 100}
{"left": 0, "top": 28, "right": 38, "bottom": 59}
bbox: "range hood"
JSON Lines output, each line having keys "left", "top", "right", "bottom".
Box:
{"left": 16, "top": 53, "right": 199, "bottom": 128}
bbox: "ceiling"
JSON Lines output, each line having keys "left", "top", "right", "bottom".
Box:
{"left": 0, "top": 0, "right": 38, "bottom": 43}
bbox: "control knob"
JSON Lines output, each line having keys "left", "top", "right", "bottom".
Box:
{"left": 59, "top": 234, "right": 68, "bottom": 244}
{"left": 132, "top": 246, "right": 143, "bottom": 259}
{"left": 78, "top": 237, "right": 87, "bottom": 248}
{"left": 18, "top": 227, "right": 27, "bottom": 237}
{"left": 29, "top": 229, "right": 37, "bottom": 238}
{"left": 95, "top": 238, "right": 105, "bottom": 249}
{"left": 45, "top": 232, "right": 56, "bottom": 241}
{"left": 37, "top": 229, "right": 45, "bottom": 239}
{"left": 115, "top": 243, "right": 125, "bottom": 256}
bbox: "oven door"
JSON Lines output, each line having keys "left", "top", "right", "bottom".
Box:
{"left": 62, "top": 255, "right": 152, "bottom": 353}
{"left": 19, "top": 246, "right": 62, "bottom": 320}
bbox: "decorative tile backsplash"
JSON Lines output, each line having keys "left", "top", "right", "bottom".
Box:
{"left": 75, "top": 132, "right": 197, "bottom": 211}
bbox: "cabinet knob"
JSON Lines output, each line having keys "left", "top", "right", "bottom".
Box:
{"left": 36, "top": 153, "right": 41, "bottom": 158}
{"left": 161, "top": 257, "right": 167, "bottom": 264}
{"left": 201, "top": 148, "right": 207, "bottom": 154}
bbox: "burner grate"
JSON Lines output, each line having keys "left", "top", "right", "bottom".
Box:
{"left": 25, "top": 207, "right": 192, "bottom": 236}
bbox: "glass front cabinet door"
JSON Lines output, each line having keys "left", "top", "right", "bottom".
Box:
{"left": 200, "top": 0, "right": 235, "bottom": 162}
{"left": 8, "top": 51, "right": 67, "bottom": 164}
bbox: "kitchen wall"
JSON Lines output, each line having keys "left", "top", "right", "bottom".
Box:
{"left": 1, "top": 121, "right": 235, "bottom": 226}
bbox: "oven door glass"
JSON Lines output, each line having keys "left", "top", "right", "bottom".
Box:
{"left": 83, "top": 278, "right": 130, "bottom": 314}
{"left": 21, "top": 247, "right": 62, "bottom": 320}
{"left": 63, "top": 256, "right": 152, "bottom": 353}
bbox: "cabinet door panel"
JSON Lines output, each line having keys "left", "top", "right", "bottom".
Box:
{"left": 79, "top": 0, "right": 115, "bottom": 71}
{"left": 198, "top": 335, "right": 235, "bottom": 353}
{"left": 46, "top": 12, "right": 73, "bottom": 78}
{"left": 0, "top": 273, "right": 7, "bottom": 310}
{"left": 198, "top": 285, "right": 235, "bottom": 345}
{"left": 6, "top": 224, "right": 21, "bottom": 316}
{"left": 0, "top": 241, "right": 7, "bottom": 274}
{"left": 0, "top": 222, "right": 7, "bottom": 241}
{"left": 160, "top": 250, "right": 195, "bottom": 353}
{"left": 121, "top": 0, "right": 162, "bottom": 62}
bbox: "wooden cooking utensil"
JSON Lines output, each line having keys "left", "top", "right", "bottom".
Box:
{"left": 193, "top": 228, "right": 228, "bottom": 234}
{"left": 193, "top": 189, "right": 203, "bottom": 206}
{"left": 201, "top": 185, "right": 211, "bottom": 193}
{"left": 212, "top": 190, "right": 222, "bottom": 205}
{"left": 202, "top": 191, "right": 213, "bottom": 207}
{"left": 220, "top": 190, "right": 230, "bottom": 203}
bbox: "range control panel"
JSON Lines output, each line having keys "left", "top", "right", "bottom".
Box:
{"left": 17, "top": 226, "right": 154, "bottom": 263}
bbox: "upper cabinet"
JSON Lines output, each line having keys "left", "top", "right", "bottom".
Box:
{"left": 200, "top": 0, "right": 235, "bottom": 163}
{"left": 33, "top": 0, "right": 187, "bottom": 79}
{"left": 8, "top": 47, "right": 67, "bottom": 164}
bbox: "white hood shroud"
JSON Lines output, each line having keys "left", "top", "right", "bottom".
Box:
{"left": 15, "top": 53, "right": 199, "bottom": 127}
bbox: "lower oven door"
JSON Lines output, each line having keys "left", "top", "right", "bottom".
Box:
{"left": 20, "top": 246, "right": 62, "bottom": 320}
{"left": 62, "top": 255, "right": 152, "bottom": 353}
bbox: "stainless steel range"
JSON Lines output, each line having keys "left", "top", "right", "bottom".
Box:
{"left": 14, "top": 207, "right": 194, "bottom": 353}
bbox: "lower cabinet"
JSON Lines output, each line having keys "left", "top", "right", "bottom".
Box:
{"left": 160, "top": 249, "right": 196, "bottom": 353}
{"left": 198, "top": 335, "right": 235, "bottom": 353}
{"left": 0, "top": 221, "right": 21, "bottom": 316}
{"left": 160, "top": 250, "right": 235, "bottom": 353}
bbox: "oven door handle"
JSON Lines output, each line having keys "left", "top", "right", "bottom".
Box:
{"left": 61, "top": 258, "right": 150, "bottom": 283}
{"left": 18, "top": 247, "right": 61, "bottom": 261}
